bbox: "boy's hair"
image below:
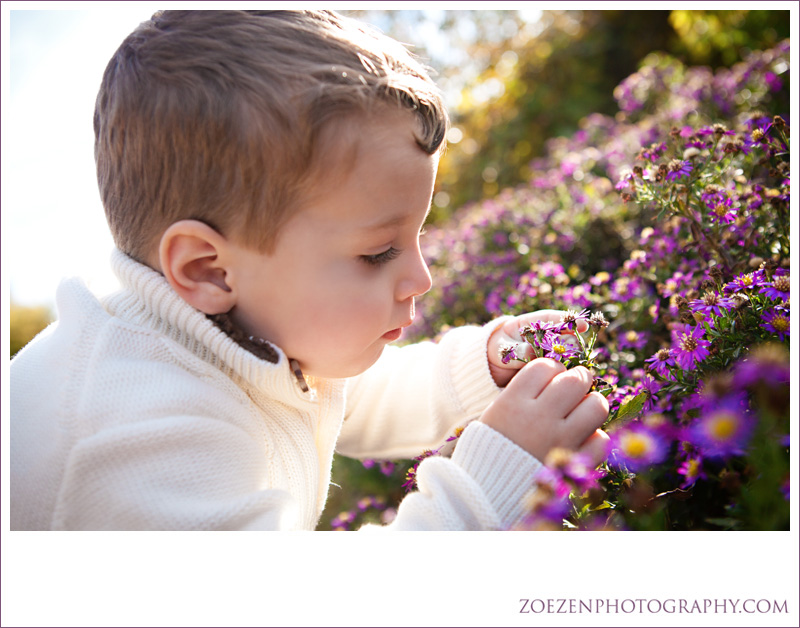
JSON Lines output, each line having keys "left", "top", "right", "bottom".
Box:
{"left": 94, "top": 10, "right": 448, "bottom": 263}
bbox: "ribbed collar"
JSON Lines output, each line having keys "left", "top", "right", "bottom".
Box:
{"left": 103, "top": 249, "right": 317, "bottom": 406}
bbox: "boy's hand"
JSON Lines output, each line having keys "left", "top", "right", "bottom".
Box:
{"left": 480, "top": 358, "right": 610, "bottom": 465}
{"left": 487, "top": 310, "right": 588, "bottom": 387}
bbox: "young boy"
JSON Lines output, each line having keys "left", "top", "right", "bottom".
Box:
{"left": 10, "top": 10, "right": 608, "bottom": 531}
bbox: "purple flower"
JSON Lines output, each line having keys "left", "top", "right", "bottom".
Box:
{"left": 672, "top": 324, "right": 712, "bottom": 370}
{"left": 666, "top": 159, "right": 693, "bottom": 181}
{"left": 638, "top": 376, "right": 662, "bottom": 413}
{"left": 732, "top": 344, "right": 790, "bottom": 389}
{"left": 499, "top": 342, "right": 518, "bottom": 364}
{"left": 723, "top": 271, "right": 766, "bottom": 293}
{"left": 641, "top": 142, "right": 667, "bottom": 162}
{"left": 764, "top": 71, "right": 783, "bottom": 92}
{"left": 615, "top": 171, "right": 634, "bottom": 190}
{"left": 618, "top": 329, "right": 649, "bottom": 351}
{"left": 677, "top": 456, "right": 707, "bottom": 487}
{"left": 759, "top": 273, "right": 790, "bottom": 301}
{"left": 687, "top": 397, "right": 754, "bottom": 458}
{"left": 761, "top": 308, "right": 790, "bottom": 341}
{"left": 609, "top": 422, "right": 670, "bottom": 472}
{"left": 560, "top": 308, "right": 590, "bottom": 331}
{"left": 645, "top": 348, "right": 676, "bottom": 378}
{"left": 538, "top": 331, "right": 579, "bottom": 362}
{"left": 689, "top": 291, "right": 736, "bottom": 317}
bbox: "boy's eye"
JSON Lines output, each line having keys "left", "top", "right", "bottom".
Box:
{"left": 360, "top": 247, "right": 401, "bottom": 267}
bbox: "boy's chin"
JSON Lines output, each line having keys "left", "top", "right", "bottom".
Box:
{"left": 300, "top": 345, "right": 386, "bottom": 380}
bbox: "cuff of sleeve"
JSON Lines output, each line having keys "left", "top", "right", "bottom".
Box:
{"left": 444, "top": 316, "right": 515, "bottom": 420}
{"left": 451, "top": 420, "right": 543, "bottom": 529}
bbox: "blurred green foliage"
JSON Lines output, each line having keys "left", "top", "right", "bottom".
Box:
{"left": 353, "top": 9, "right": 788, "bottom": 220}
{"left": 10, "top": 301, "right": 53, "bottom": 358}
{"left": 433, "top": 9, "right": 789, "bottom": 217}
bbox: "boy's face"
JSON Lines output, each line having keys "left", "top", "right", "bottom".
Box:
{"left": 229, "top": 113, "right": 438, "bottom": 378}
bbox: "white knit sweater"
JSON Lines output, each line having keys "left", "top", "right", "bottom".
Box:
{"left": 10, "top": 250, "right": 542, "bottom": 530}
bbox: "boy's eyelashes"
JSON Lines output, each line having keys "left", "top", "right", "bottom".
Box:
{"left": 360, "top": 247, "right": 402, "bottom": 267}
{"left": 358, "top": 227, "right": 426, "bottom": 267}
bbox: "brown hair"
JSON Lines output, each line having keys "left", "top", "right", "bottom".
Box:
{"left": 94, "top": 10, "right": 448, "bottom": 263}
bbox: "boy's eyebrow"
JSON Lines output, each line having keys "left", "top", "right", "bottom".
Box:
{"left": 358, "top": 204, "right": 432, "bottom": 232}
{"left": 359, "top": 214, "right": 410, "bottom": 231}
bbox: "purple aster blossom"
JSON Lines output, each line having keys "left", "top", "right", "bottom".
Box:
{"left": 672, "top": 324, "right": 712, "bottom": 371}
{"left": 519, "top": 466, "right": 573, "bottom": 529}
{"left": 618, "top": 329, "right": 649, "bottom": 351}
{"left": 696, "top": 125, "right": 736, "bottom": 137}
{"left": 761, "top": 308, "right": 790, "bottom": 341}
{"left": 659, "top": 270, "right": 693, "bottom": 298}
{"left": 688, "top": 291, "right": 736, "bottom": 317}
{"left": 589, "top": 271, "right": 612, "bottom": 286}
{"left": 666, "top": 159, "right": 693, "bottom": 181}
{"left": 649, "top": 234, "right": 679, "bottom": 259}
{"left": 764, "top": 71, "right": 783, "bottom": 92}
{"left": 562, "top": 283, "right": 594, "bottom": 309}
{"left": 445, "top": 426, "right": 465, "bottom": 442}
{"left": 609, "top": 422, "right": 670, "bottom": 472}
{"left": 640, "top": 142, "right": 667, "bottom": 162}
{"left": 560, "top": 452, "right": 605, "bottom": 493}
{"left": 686, "top": 396, "right": 755, "bottom": 459}
{"left": 538, "top": 331, "right": 579, "bottom": 362}
{"left": 676, "top": 456, "right": 707, "bottom": 488}
{"left": 637, "top": 376, "right": 662, "bottom": 413}
{"left": 704, "top": 193, "right": 737, "bottom": 224}
{"left": 539, "top": 261, "right": 567, "bottom": 279}
{"left": 723, "top": 270, "right": 766, "bottom": 293}
{"left": 499, "top": 342, "right": 518, "bottom": 365}
{"left": 645, "top": 348, "right": 676, "bottom": 378}
{"left": 560, "top": 308, "right": 589, "bottom": 331}
{"left": 610, "top": 276, "right": 642, "bottom": 302}
{"left": 378, "top": 461, "right": 395, "bottom": 476}
{"left": 781, "top": 477, "right": 790, "bottom": 501}
{"left": 356, "top": 496, "right": 386, "bottom": 512}
{"left": 759, "top": 273, "right": 790, "bottom": 301}
{"left": 615, "top": 171, "right": 634, "bottom": 190}
{"left": 732, "top": 345, "right": 790, "bottom": 389}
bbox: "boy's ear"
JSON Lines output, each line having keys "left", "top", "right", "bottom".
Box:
{"left": 158, "top": 220, "right": 238, "bottom": 315}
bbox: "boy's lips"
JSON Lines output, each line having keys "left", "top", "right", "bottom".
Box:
{"left": 382, "top": 328, "right": 403, "bottom": 341}
{"left": 382, "top": 319, "right": 414, "bottom": 341}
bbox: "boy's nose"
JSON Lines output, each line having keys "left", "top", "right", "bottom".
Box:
{"left": 396, "top": 248, "right": 432, "bottom": 301}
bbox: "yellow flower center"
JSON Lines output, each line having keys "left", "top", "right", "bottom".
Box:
{"left": 772, "top": 315, "right": 789, "bottom": 332}
{"left": 552, "top": 344, "right": 566, "bottom": 355}
{"left": 626, "top": 331, "right": 638, "bottom": 342}
{"left": 686, "top": 459, "right": 701, "bottom": 476}
{"left": 621, "top": 433, "right": 651, "bottom": 459}
{"left": 708, "top": 412, "right": 738, "bottom": 441}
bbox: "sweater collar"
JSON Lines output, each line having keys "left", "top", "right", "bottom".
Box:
{"left": 103, "top": 249, "right": 316, "bottom": 405}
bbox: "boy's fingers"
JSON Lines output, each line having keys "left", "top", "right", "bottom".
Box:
{"left": 535, "top": 366, "right": 594, "bottom": 416}
{"left": 577, "top": 429, "right": 611, "bottom": 467}
{"left": 506, "top": 358, "right": 565, "bottom": 398}
{"left": 566, "top": 391, "right": 610, "bottom": 437}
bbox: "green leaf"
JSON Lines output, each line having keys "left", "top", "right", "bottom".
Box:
{"left": 604, "top": 391, "right": 648, "bottom": 431}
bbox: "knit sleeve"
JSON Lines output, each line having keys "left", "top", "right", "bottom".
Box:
{"left": 337, "top": 317, "right": 514, "bottom": 460}
{"left": 364, "top": 421, "right": 544, "bottom": 531}
{"left": 51, "top": 415, "right": 301, "bottom": 530}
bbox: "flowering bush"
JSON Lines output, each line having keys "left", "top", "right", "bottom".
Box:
{"left": 323, "top": 41, "right": 790, "bottom": 531}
